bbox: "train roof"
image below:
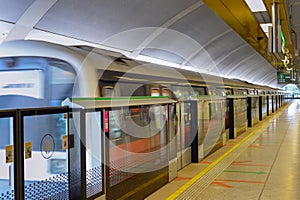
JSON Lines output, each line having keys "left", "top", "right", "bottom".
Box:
{"left": 0, "top": 40, "right": 277, "bottom": 91}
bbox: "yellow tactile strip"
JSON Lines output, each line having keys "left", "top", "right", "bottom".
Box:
{"left": 167, "top": 104, "right": 288, "bottom": 200}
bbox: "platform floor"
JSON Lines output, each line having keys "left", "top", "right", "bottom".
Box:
{"left": 146, "top": 100, "right": 300, "bottom": 200}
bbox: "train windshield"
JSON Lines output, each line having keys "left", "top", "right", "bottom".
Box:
{"left": 0, "top": 57, "right": 76, "bottom": 109}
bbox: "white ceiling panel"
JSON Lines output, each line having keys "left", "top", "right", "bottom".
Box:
{"left": 0, "top": 0, "right": 284, "bottom": 87}
{"left": 168, "top": 5, "right": 230, "bottom": 45}
{"left": 0, "top": 0, "right": 35, "bottom": 23}
{"left": 35, "top": 0, "right": 199, "bottom": 45}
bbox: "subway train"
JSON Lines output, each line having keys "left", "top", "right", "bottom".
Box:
{"left": 0, "top": 39, "right": 286, "bottom": 159}
{"left": 0, "top": 40, "right": 291, "bottom": 199}
{"left": 0, "top": 39, "right": 283, "bottom": 106}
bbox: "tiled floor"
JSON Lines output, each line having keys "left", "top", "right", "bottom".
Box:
{"left": 146, "top": 100, "right": 300, "bottom": 200}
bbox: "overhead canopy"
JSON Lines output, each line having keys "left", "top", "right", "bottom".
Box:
{"left": 0, "top": 0, "right": 284, "bottom": 88}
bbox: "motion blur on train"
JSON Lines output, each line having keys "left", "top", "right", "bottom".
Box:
{"left": 0, "top": 40, "right": 291, "bottom": 199}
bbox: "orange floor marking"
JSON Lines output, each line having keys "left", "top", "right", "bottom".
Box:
{"left": 174, "top": 177, "right": 192, "bottom": 181}
{"left": 211, "top": 181, "right": 233, "bottom": 188}
{"left": 215, "top": 179, "right": 265, "bottom": 184}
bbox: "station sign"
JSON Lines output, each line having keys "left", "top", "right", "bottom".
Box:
{"left": 277, "top": 70, "right": 297, "bottom": 84}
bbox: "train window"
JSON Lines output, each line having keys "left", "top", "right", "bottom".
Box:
{"left": 49, "top": 63, "right": 75, "bottom": 84}
{"left": 234, "top": 89, "right": 248, "bottom": 95}
{"left": 102, "top": 86, "right": 114, "bottom": 97}
{"left": 151, "top": 88, "right": 160, "bottom": 96}
{"left": 162, "top": 88, "right": 170, "bottom": 97}
{"left": 190, "top": 87, "right": 206, "bottom": 96}
{"left": 118, "top": 82, "right": 146, "bottom": 96}
{"left": 0, "top": 57, "right": 77, "bottom": 108}
{"left": 249, "top": 90, "right": 255, "bottom": 95}
{"left": 170, "top": 85, "right": 193, "bottom": 99}
{"left": 48, "top": 60, "right": 76, "bottom": 105}
{"left": 215, "top": 88, "right": 226, "bottom": 97}
{"left": 225, "top": 88, "right": 232, "bottom": 96}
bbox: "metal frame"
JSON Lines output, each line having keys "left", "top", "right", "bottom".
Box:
{"left": 0, "top": 107, "right": 70, "bottom": 200}
{"left": 0, "top": 110, "right": 18, "bottom": 199}
{"left": 19, "top": 106, "right": 70, "bottom": 200}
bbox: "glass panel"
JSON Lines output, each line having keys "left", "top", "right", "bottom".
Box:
{"left": 85, "top": 112, "right": 103, "bottom": 198}
{"left": 262, "top": 96, "right": 267, "bottom": 116}
{"left": 0, "top": 117, "right": 14, "bottom": 200}
{"left": 168, "top": 105, "right": 177, "bottom": 160}
{"left": 107, "top": 105, "right": 168, "bottom": 198}
{"left": 202, "top": 100, "right": 226, "bottom": 157}
{"left": 252, "top": 97, "right": 259, "bottom": 124}
{"left": 49, "top": 61, "right": 76, "bottom": 106}
{"left": 182, "top": 102, "right": 192, "bottom": 149}
{"left": 68, "top": 111, "right": 82, "bottom": 199}
{"left": 234, "top": 99, "right": 247, "bottom": 135}
{"left": 269, "top": 96, "right": 273, "bottom": 112}
{"left": 225, "top": 99, "right": 230, "bottom": 129}
{"left": 23, "top": 113, "right": 69, "bottom": 199}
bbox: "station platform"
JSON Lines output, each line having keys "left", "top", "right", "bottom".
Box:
{"left": 146, "top": 100, "right": 300, "bottom": 200}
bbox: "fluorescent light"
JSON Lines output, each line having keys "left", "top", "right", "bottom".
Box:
{"left": 245, "top": 0, "right": 267, "bottom": 12}
{"left": 260, "top": 23, "right": 271, "bottom": 32}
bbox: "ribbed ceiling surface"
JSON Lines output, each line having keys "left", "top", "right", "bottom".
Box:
{"left": 0, "top": 0, "right": 281, "bottom": 87}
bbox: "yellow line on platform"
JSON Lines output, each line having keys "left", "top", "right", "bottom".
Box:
{"left": 167, "top": 103, "right": 288, "bottom": 200}
{"left": 118, "top": 171, "right": 168, "bottom": 200}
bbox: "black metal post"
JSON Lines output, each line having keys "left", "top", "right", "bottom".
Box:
{"left": 247, "top": 97, "right": 252, "bottom": 127}
{"left": 190, "top": 101, "right": 199, "bottom": 163}
{"left": 14, "top": 110, "right": 24, "bottom": 200}
{"left": 229, "top": 98, "right": 235, "bottom": 139}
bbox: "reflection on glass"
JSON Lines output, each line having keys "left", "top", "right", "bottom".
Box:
{"left": 234, "top": 99, "right": 247, "bottom": 135}
{"left": 202, "top": 101, "right": 225, "bottom": 157}
{"left": 108, "top": 105, "right": 168, "bottom": 187}
{"left": 85, "top": 112, "right": 103, "bottom": 198}
{"left": 23, "top": 113, "right": 68, "bottom": 199}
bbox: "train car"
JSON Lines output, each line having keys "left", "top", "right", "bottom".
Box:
{"left": 0, "top": 40, "right": 281, "bottom": 105}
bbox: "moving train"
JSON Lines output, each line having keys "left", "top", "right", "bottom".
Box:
{"left": 0, "top": 39, "right": 282, "bottom": 107}
{"left": 0, "top": 40, "right": 290, "bottom": 199}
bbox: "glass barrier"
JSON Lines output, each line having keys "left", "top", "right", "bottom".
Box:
{"left": 225, "top": 99, "right": 230, "bottom": 130}
{"left": 200, "top": 100, "right": 226, "bottom": 158}
{"left": 106, "top": 105, "right": 169, "bottom": 199}
{"left": 168, "top": 104, "right": 177, "bottom": 161}
{"left": 268, "top": 96, "right": 273, "bottom": 113}
{"left": 234, "top": 98, "right": 247, "bottom": 137}
{"left": 177, "top": 102, "right": 193, "bottom": 169}
{"left": 23, "top": 112, "right": 69, "bottom": 199}
{"left": 182, "top": 102, "right": 193, "bottom": 149}
{"left": 0, "top": 114, "right": 15, "bottom": 200}
{"left": 262, "top": 96, "right": 268, "bottom": 118}
{"left": 251, "top": 97, "right": 259, "bottom": 125}
{"left": 68, "top": 110, "right": 82, "bottom": 199}
{"left": 85, "top": 111, "right": 103, "bottom": 198}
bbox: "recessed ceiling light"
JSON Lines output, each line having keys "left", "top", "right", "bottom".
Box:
{"left": 245, "top": 0, "right": 267, "bottom": 12}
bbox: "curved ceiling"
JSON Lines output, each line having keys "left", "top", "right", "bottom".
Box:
{"left": 0, "top": 0, "right": 282, "bottom": 88}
